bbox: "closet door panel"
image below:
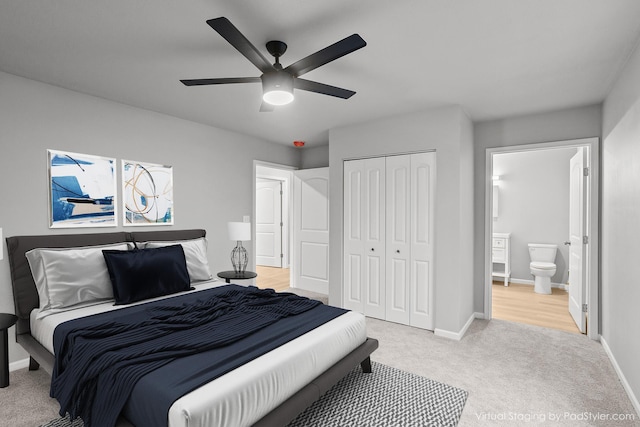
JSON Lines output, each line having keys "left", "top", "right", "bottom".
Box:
{"left": 388, "top": 258, "right": 408, "bottom": 318}
{"left": 413, "top": 260, "right": 430, "bottom": 314}
{"left": 410, "top": 152, "right": 435, "bottom": 329}
{"left": 343, "top": 161, "right": 364, "bottom": 311}
{"left": 385, "top": 155, "right": 411, "bottom": 324}
{"left": 366, "top": 166, "right": 383, "bottom": 242}
{"left": 365, "top": 254, "right": 384, "bottom": 315}
{"left": 346, "top": 254, "right": 362, "bottom": 305}
{"left": 363, "top": 157, "right": 386, "bottom": 319}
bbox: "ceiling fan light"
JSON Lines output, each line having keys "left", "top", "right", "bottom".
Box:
{"left": 262, "top": 72, "right": 294, "bottom": 106}
{"left": 263, "top": 90, "right": 294, "bottom": 106}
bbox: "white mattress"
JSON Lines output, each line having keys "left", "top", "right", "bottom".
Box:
{"left": 30, "top": 282, "right": 367, "bottom": 427}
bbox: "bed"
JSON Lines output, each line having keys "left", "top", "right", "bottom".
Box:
{"left": 6, "top": 229, "right": 378, "bottom": 427}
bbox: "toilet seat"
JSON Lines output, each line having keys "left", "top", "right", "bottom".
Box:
{"left": 530, "top": 261, "right": 555, "bottom": 270}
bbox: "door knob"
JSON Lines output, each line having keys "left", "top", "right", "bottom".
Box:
{"left": 371, "top": 248, "right": 375, "bottom": 252}
{"left": 396, "top": 250, "right": 400, "bottom": 253}
{"left": 564, "top": 241, "right": 571, "bottom": 246}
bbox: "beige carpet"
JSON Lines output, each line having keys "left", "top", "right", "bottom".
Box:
{"left": 1, "top": 317, "right": 637, "bottom": 427}
{"left": 367, "top": 318, "right": 638, "bottom": 426}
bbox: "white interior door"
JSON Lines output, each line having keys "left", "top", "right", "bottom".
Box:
{"left": 568, "top": 148, "right": 587, "bottom": 333}
{"left": 256, "top": 179, "right": 282, "bottom": 267}
{"left": 293, "top": 168, "right": 329, "bottom": 294}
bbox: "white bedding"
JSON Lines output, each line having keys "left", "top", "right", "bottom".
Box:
{"left": 30, "top": 281, "right": 367, "bottom": 427}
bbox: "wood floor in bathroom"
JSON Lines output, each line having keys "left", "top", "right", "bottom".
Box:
{"left": 492, "top": 282, "right": 581, "bottom": 334}
{"left": 256, "top": 268, "right": 581, "bottom": 334}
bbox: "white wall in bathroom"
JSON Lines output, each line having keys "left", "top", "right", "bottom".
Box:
{"left": 492, "top": 147, "right": 577, "bottom": 284}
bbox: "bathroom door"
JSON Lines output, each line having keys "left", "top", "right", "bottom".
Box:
{"left": 568, "top": 148, "right": 587, "bottom": 333}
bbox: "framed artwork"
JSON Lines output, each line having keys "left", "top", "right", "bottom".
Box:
{"left": 48, "top": 149, "right": 117, "bottom": 228}
{"left": 122, "top": 160, "right": 174, "bottom": 226}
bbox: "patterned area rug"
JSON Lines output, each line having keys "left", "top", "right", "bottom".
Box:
{"left": 41, "top": 362, "right": 468, "bottom": 427}
{"left": 288, "top": 362, "right": 468, "bottom": 427}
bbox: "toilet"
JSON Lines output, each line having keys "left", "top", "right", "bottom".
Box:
{"left": 528, "top": 243, "right": 557, "bottom": 294}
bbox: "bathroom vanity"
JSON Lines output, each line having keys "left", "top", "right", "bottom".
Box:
{"left": 492, "top": 232, "right": 511, "bottom": 286}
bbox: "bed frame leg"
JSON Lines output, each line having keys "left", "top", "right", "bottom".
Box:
{"left": 29, "top": 357, "right": 40, "bottom": 371}
{"left": 360, "top": 356, "right": 372, "bottom": 373}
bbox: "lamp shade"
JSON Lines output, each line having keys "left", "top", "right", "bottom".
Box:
{"left": 228, "top": 222, "right": 251, "bottom": 241}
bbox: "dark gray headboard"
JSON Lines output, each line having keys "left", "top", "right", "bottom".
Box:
{"left": 6, "top": 229, "right": 206, "bottom": 335}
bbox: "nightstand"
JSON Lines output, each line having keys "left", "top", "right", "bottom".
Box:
{"left": 217, "top": 270, "right": 257, "bottom": 284}
{"left": 0, "top": 313, "right": 18, "bottom": 388}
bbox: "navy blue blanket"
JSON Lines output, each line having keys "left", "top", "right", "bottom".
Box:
{"left": 51, "top": 285, "right": 346, "bottom": 427}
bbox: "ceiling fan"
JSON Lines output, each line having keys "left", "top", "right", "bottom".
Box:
{"left": 180, "top": 17, "right": 366, "bottom": 112}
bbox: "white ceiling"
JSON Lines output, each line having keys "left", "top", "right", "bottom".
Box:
{"left": 2, "top": 1, "right": 640, "bottom": 147}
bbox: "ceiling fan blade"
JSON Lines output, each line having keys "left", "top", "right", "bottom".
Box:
{"left": 285, "top": 34, "right": 366, "bottom": 78}
{"left": 259, "top": 101, "right": 275, "bottom": 112}
{"left": 294, "top": 78, "right": 356, "bottom": 99}
{"left": 207, "top": 17, "right": 274, "bottom": 74}
{"left": 180, "top": 77, "right": 261, "bottom": 86}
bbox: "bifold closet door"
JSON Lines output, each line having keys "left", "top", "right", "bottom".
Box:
{"left": 385, "top": 155, "right": 411, "bottom": 324}
{"left": 343, "top": 158, "right": 386, "bottom": 319}
{"left": 385, "top": 153, "right": 435, "bottom": 329}
{"left": 343, "top": 152, "right": 434, "bottom": 329}
{"left": 409, "top": 152, "right": 435, "bottom": 330}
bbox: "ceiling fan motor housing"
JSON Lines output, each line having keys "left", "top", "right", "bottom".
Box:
{"left": 261, "top": 71, "right": 294, "bottom": 105}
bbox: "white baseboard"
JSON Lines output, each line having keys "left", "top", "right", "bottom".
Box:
{"left": 434, "top": 312, "right": 479, "bottom": 341}
{"left": 475, "top": 311, "right": 491, "bottom": 320}
{"left": 601, "top": 336, "right": 640, "bottom": 418}
{"left": 495, "top": 277, "right": 567, "bottom": 291}
{"left": 9, "top": 358, "right": 29, "bottom": 372}
{"left": 474, "top": 311, "right": 488, "bottom": 320}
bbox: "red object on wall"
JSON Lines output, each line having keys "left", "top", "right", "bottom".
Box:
{"left": 293, "top": 140, "right": 305, "bottom": 147}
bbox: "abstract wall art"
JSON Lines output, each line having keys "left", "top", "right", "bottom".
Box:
{"left": 122, "top": 160, "right": 174, "bottom": 226}
{"left": 48, "top": 149, "right": 117, "bottom": 228}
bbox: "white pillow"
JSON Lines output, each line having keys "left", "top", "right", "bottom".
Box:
{"left": 26, "top": 242, "right": 132, "bottom": 318}
{"left": 142, "top": 238, "right": 213, "bottom": 282}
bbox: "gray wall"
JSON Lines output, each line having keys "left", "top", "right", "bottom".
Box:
{"left": 0, "top": 72, "right": 300, "bottom": 364}
{"left": 493, "top": 148, "right": 577, "bottom": 284}
{"left": 601, "top": 37, "right": 640, "bottom": 412}
{"left": 328, "top": 106, "right": 475, "bottom": 335}
{"left": 300, "top": 145, "right": 329, "bottom": 169}
{"left": 473, "top": 104, "right": 602, "bottom": 312}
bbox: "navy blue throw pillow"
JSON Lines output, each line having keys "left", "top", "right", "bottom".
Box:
{"left": 103, "top": 245, "right": 191, "bottom": 305}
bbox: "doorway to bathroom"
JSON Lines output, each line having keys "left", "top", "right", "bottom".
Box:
{"left": 484, "top": 137, "right": 599, "bottom": 339}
